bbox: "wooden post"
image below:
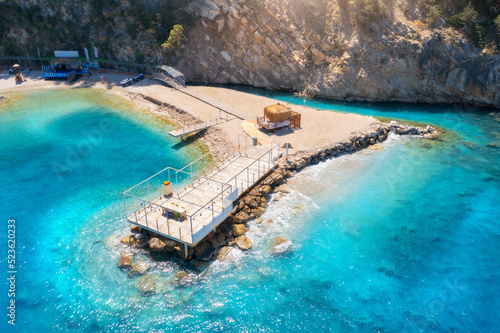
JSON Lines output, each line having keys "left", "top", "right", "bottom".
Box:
{"left": 184, "top": 243, "right": 188, "bottom": 260}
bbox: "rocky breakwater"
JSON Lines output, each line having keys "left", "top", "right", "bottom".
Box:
{"left": 115, "top": 121, "right": 438, "bottom": 265}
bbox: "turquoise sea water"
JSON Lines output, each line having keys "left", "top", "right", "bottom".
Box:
{"left": 1, "top": 87, "right": 499, "bottom": 332}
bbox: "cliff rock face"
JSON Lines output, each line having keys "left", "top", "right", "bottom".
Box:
{"left": 1, "top": 0, "right": 499, "bottom": 107}
{"left": 174, "top": 0, "right": 499, "bottom": 107}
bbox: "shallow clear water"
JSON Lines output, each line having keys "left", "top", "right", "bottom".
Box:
{"left": 1, "top": 88, "right": 499, "bottom": 332}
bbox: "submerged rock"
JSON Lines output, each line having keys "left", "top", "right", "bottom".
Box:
{"left": 117, "top": 251, "right": 134, "bottom": 269}
{"left": 128, "top": 260, "right": 150, "bottom": 277}
{"left": 269, "top": 237, "right": 293, "bottom": 255}
{"left": 105, "top": 235, "right": 122, "bottom": 250}
{"left": 174, "top": 271, "right": 196, "bottom": 286}
{"left": 293, "top": 204, "right": 303, "bottom": 214}
{"left": 368, "top": 143, "right": 385, "bottom": 151}
{"left": 138, "top": 274, "right": 155, "bottom": 294}
{"left": 235, "top": 235, "right": 252, "bottom": 251}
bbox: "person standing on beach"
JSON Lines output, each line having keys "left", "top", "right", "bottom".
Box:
{"left": 101, "top": 75, "right": 105, "bottom": 84}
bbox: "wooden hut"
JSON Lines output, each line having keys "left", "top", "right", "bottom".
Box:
{"left": 257, "top": 103, "right": 301, "bottom": 132}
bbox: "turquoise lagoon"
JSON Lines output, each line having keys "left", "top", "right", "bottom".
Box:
{"left": 0, "top": 88, "right": 499, "bottom": 332}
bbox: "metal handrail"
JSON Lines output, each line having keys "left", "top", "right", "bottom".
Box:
{"left": 225, "top": 142, "right": 279, "bottom": 191}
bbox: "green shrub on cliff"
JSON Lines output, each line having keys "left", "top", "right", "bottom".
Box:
{"left": 354, "top": 0, "right": 389, "bottom": 30}
{"left": 495, "top": 15, "right": 500, "bottom": 37}
{"left": 449, "top": 2, "right": 484, "bottom": 46}
{"left": 161, "top": 24, "right": 185, "bottom": 51}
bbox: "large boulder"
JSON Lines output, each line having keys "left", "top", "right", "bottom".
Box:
{"left": 243, "top": 195, "right": 259, "bottom": 209}
{"left": 135, "top": 236, "right": 150, "bottom": 249}
{"left": 137, "top": 274, "right": 155, "bottom": 294}
{"left": 117, "top": 251, "right": 134, "bottom": 269}
{"left": 293, "top": 158, "right": 308, "bottom": 170}
{"left": 148, "top": 237, "right": 166, "bottom": 252}
{"left": 216, "top": 232, "right": 226, "bottom": 246}
{"left": 148, "top": 237, "right": 166, "bottom": 251}
{"left": 216, "top": 246, "right": 233, "bottom": 261}
{"left": 128, "top": 260, "right": 150, "bottom": 277}
{"left": 121, "top": 235, "right": 137, "bottom": 247}
{"left": 194, "top": 241, "right": 214, "bottom": 261}
{"left": 267, "top": 172, "right": 285, "bottom": 186}
{"left": 258, "top": 185, "right": 272, "bottom": 195}
{"left": 231, "top": 224, "right": 248, "bottom": 237}
{"left": 163, "top": 240, "right": 177, "bottom": 252}
{"left": 234, "top": 211, "right": 251, "bottom": 224}
{"left": 130, "top": 225, "right": 143, "bottom": 234}
{"left": 251, "top": 207, "right": 266, "bottom": 218}
{"left": 235, "top": 235, "right": 252, "bottom": 251}
{"left": 269, "top": 237, "right": 293, "bottom": 255}
{"left": 274, "top": 184, "right": 291, "bottom": 193}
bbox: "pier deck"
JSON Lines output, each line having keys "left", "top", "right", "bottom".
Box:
{"left": 123, "top": 135, "right": 280, "bottom": 247}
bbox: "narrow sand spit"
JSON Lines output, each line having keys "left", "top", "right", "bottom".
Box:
{"left": 0, "top": 71, "right": 378, "bottom": 155}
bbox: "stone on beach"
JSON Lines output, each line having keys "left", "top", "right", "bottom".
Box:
{"left": 235, "top": 235, "right": 252, "bottom": 250}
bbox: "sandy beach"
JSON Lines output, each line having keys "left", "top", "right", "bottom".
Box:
{"left": 0, "top": 70, "right": 378, "bottom": 155}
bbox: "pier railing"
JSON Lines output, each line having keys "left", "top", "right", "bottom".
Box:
{"left": 122, "top": 135, "right": 280, "bottom": 246}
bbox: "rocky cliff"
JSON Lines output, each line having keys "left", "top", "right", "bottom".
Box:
{"left": 174, "top": 0, "right": 499, "bottom": 107}
{"left": 1, "top": 0, "right": 499, "bottom": 107}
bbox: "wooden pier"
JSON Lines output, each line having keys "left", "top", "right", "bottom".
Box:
{"left": 123, "top": 135, "right": 280, "bottom": 252}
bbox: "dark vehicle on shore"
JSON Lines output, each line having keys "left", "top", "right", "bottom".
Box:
{"left": 133, "top": 73, "right": 144, "bottom": 82}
